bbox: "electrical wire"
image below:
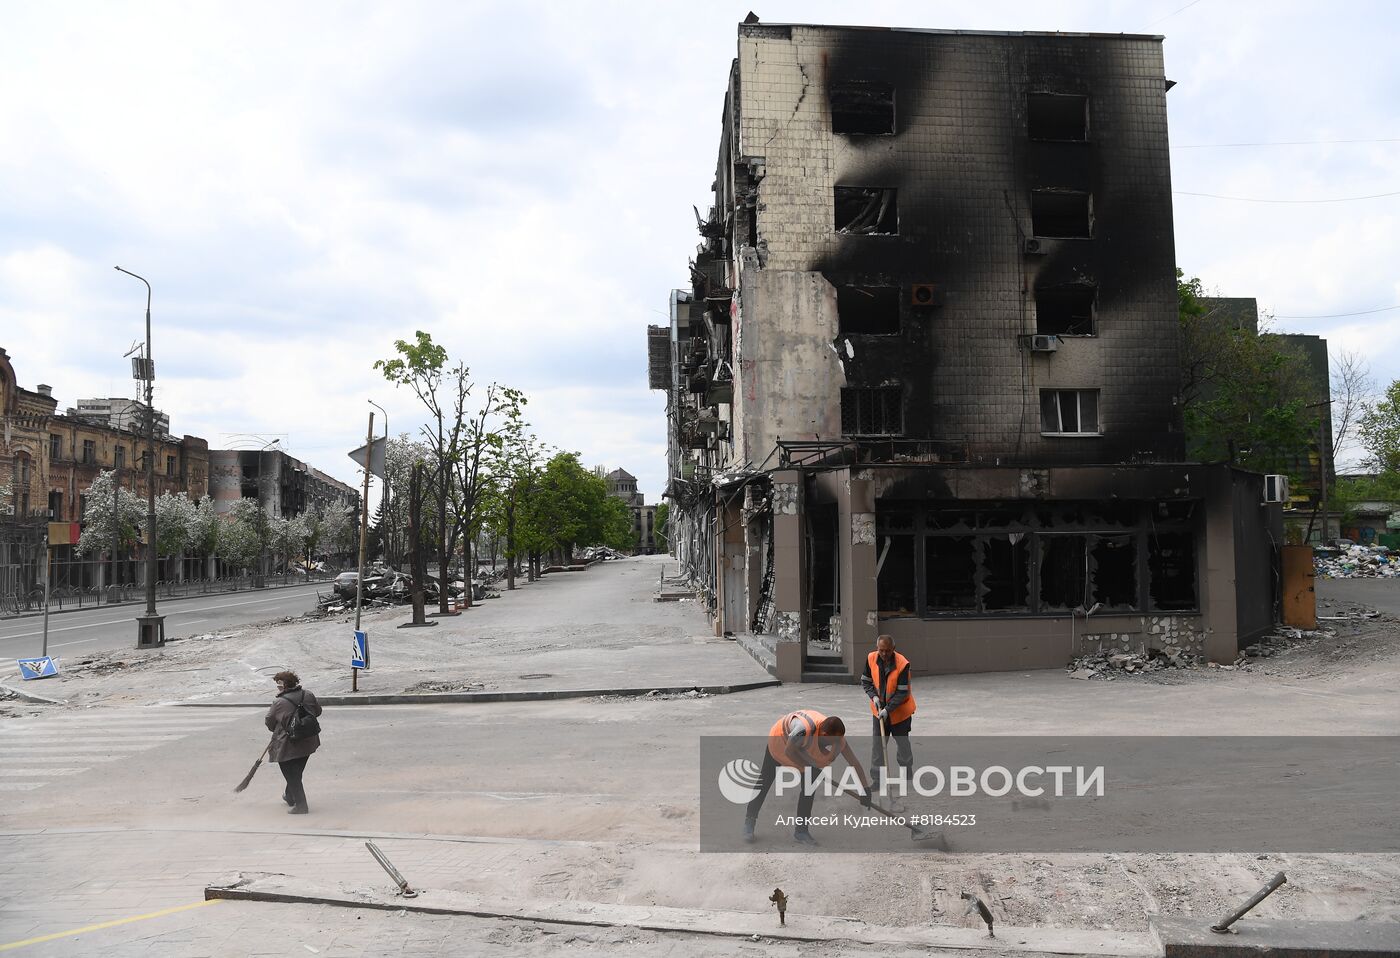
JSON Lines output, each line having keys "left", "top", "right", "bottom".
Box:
{"left": 1147, "top": 0, "right": 1206, "bottom": 27}
{"left": 1274, "top": 305, "right": 1400, "bottom": 319}
{"left": 1173, "top": 137, "right": 1400, "bottom": 149}
{"left": 1174, "top": 189, "right": 1400, "bottom": 203}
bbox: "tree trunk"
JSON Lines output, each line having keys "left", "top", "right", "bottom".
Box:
{"left": 437, "top": 468, "right": 450, "bottom": 614}
{"left": 409, "top": 463, "right": 427, "bottom": 625}
{"left": 462, "top": 536, "right": 474, "bottom": 609}
{"left": 505, "top": 504, "right": 516, "bottom": 591}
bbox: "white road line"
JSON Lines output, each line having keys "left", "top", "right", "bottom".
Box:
{"left": 0, "top": 783, "right": 44, "bottom": 791}
{"left": 0, "top": 745, "right": 153, "bottom": 754}
{"left": 0, "top": 591, "right": 321, "bottom": 641}
{"left": 0, "top": 768, "right": 86, "bottom": 776}
{"left": 0, "top": 755, "right": 112, "bottom": 763}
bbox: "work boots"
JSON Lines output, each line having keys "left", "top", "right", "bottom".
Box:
{"left": 289, "top": 800, "right": 309, "bottom": 815}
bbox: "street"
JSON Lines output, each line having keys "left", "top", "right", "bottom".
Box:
{"left": 0, "top": 583, "right": 325, "bottom": 662}
{"left": 0, "top": 556, "right": 1396, "bottom": 956}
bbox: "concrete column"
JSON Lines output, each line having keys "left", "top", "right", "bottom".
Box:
{"left": 769, "top": 469, "right": 806, "bottom": 681}
{"left": 1199, "top": 475, "right": 1239, "bottom": 663}
{"left": 839, "top": 471, "right": 880, "bottom": 674}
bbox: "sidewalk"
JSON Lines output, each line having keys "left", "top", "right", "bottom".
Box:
{"left": 2, "top": 556, "right": 775, "bottom": 707}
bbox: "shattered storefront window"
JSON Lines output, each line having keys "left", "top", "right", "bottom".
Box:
{"left": 877, "top": 534, "right": 916, "bottom": 615}
{"left": 1148, "top": 532, "right": 1197, "bottom": 611}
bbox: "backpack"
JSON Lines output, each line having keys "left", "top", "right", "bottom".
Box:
{"left": 287, "top": 690, "right": 321, "bottom": 741}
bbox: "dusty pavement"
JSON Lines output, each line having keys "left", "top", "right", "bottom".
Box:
{"left": 0, "top": 556, "right": 1397, "bottom": 956}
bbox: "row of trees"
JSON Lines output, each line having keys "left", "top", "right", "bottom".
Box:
{"left": 72, "top": 469, "right": 357, "bottom": 575}
{"left": 374, "top": 332, "right": 636, "bottom": 613}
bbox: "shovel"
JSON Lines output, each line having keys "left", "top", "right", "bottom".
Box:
{"left": 845, "top": 790, "right": 948, "bottom": 848}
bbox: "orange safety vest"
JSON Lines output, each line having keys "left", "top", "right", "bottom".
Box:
{"left": 767, "top": 709, "right": 842, "bottom": 769}
{"left": 868, "top": 651, "right": 916, "bottom": 724}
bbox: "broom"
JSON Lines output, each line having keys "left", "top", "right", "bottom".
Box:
{"left": 234, "top": 740, "right": 272, "bottom": 793}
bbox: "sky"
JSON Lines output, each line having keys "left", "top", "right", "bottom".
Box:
{"left": 2, "top": 0, "right": 1397, "bottom": 507}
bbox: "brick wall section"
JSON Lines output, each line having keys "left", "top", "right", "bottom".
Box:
{"left": 728, "top": 24, "right": 1183, "bottom": 466}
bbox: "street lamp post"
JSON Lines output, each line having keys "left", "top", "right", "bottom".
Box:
{"left": 114, "top": 265, "right": 163, "bottom": 649}
{"left": 369, "top": 400, "right": 388, "bottom": 568}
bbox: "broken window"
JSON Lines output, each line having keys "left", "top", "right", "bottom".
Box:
{"left": 1028, "top": 93, "right": 1088, "bottom": 140}
{"left": 48, "top": 490, "right": 62, "bottom": 519}
{"left": 1040, "top": 535, "right": 1087, "bottom": 610}
{"left": 831, "top": 81, "right": 895, "bottom": 135}
{"left": 49, "top": 434, "right": 62, "bottom": 460}
{"left": 982, "top": 535, "right": 1031, "bottom": 610}
{"left": 114, "top": 446, "right": 125, "bottom": 470}
{"left": 877, "top": 534, "right": 917, "bottom": 615}
{"left": 841, "top": 386, "right": 903, "bottom": 436}
{"left": 1148, "top": 532, "right": 1198, "bottom": 611}
{"left": 1040, "top": 389, "right": 1100, "bottom": 435}
{"left": 1090, "top": 534, "right": 1138, "bottom": 609}
{"left": 925, "top": 536, "right": 976, "bottom": 611}
{"left": 1031, "top": 191, "right": 1091, "bottom": 238}
{"left": 81, "top": 439, "right": 96, "bottom": 464}
{"left": 835, "top": 187, "right": 898, "bottom": 234}
{"left": 837, "top": 284, "right": 900, "bottom": 335}
{"left": 166, "top": 455, "right": 177, "bottom": 476}
{"left": 1036, "top": 286, "right": 1096, "bottom": 336}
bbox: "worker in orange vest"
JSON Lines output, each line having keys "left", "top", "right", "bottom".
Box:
{"left": 860, "top": 634, "right": 916, "bottom": 794}
{"left": 743, "top": 709, "right": 872, "bottom": 846}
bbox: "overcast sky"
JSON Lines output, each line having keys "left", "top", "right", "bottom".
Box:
{"left": 3, "top": 0, "right": 1396, "bottom": 505}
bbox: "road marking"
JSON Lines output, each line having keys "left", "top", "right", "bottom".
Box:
{"left": 0, "top": 768, "right": 85, "bottom": 776}
{"left": 0, "top": 898, "right": 222, "bottom": 951}
{"left": 0, "top": 783, "right": 44, "bottom": 791}
{"left": 0, "top": 589, "right": 321, "bottom": 641}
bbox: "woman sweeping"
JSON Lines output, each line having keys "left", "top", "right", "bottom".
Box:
{"left": 265, "top": 670, "right": 323, "bottom": 814}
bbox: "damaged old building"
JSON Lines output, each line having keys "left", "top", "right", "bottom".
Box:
{"left": 651, "top": 21, "right": 1282, "bottom": 681}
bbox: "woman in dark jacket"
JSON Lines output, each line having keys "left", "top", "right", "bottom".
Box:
{"left": 265, "top": 670, "right": 323, "bottom": 814}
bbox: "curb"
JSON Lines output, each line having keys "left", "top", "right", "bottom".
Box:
{"left": 0, "top": 682, "right": 69, "bottom": 706}
{"left": 174, "top": 679, "right": 782, "bottom": 707}
{"left": 203, "top": 878, "right": 1156, "bottom": 957}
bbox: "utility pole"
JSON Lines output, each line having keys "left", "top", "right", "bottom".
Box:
{"left": 369, "top": 400, "right": 389, "bottom": 568}
{"left": 352, "top": 411, "right": 374, "bottom": 693}
{"left": 115, "top": 266, "right": 164, "bottom": 649}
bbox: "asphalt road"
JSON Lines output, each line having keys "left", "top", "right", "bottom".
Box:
{"left": 0, "top": 582, "right": 326, "bottom": 661}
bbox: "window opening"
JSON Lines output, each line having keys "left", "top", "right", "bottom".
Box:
{"left": 835, "top": 187, "right": 898, "bottom": 234}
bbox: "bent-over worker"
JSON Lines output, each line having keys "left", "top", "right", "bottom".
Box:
{"left": 743, "top": 709, "right": 871, "bottom": 846}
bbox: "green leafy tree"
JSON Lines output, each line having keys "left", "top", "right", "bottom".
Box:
{"left": 189, "top": 497, "right": 222, "bottom": 559}
{"left": 1178, "top": 270, "right": 1320, "bottom": 478}
{"left": 376, "top": 331, "right": 471, "bottom": 613}
{"left": 452, "top": 383, "right": 526, "bottom": 606}
{"left": 654, "top": 502, "right": 669, "bottom": 552}
{"left": 1358, "top": 379, "right": 1400, "bottom": 475}
{"left": 482, "top": 402, "right": 548, "bottom": 589}
{"left": 319, "top": 501, "right": 358, "bottom": 562}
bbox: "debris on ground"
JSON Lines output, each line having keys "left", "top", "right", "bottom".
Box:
{"left": 1315, "top": 543, "right": 1400, "bottom": 578}
{"left": 402, "top": 680, "right": 486, "bottom": 694}
{"left": 1066, "top": 648, "right": 1199, "bottom": 679}
{"left": 580, "top": 546, "right": 630, "bottom": 562}
{"left": 593, "top": 688, "right": 710, "bottom": 702}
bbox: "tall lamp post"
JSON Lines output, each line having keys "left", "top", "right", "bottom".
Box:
{"left": 114, "top": 265, "right": 163, "bottom": 649}
{"left": 368, "top": 400, "right": 388, "bottom": 568}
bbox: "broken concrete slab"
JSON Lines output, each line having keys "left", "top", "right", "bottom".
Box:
{"left": 1153, "top": 916, "right": 1400, "bottom": 957}
{"left": 206, "top": 873, "right": 1160, "bottom": 957}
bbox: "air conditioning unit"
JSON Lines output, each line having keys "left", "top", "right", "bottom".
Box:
{"left": 1024, "top": 237, "right": 1046, "bottom": 255}
{"left": 910, "top": 283, "right": 940, "bottom": 307}
{"left": 1028, "top": 334, "right": 1059, "bottom": 352}
{"left": 1263, "top": 474, "right": 1289, "bottom": 504}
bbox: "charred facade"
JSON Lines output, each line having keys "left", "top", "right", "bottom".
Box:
{"left": 654, "top": 22, "right": 1280, "bottom": 679}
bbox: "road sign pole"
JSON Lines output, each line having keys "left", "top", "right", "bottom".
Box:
{"left": 352, "top": 411, "right": 374, "bottom": 692}
{"left": 41, "top": 528, "right": 51, "bottom": 658}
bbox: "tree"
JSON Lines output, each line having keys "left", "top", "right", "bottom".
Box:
{"left": 654, "top": 502, "right": 669, "bottom": 552}
{"left": 1331, "top": 350, "right": 1374, "bottom": 463}
{"left": 154, "top": 491, "right": 198, "bottom": 576}
{"left": 483, "top": 402, "right": 547, "bottom": 590}
{"left": 376, "top": 332, "right": 471, "bottom": 614}
{"left": 521, "top": 453, "right": 636, "bottom": 561}
{"left": 1358, "top": 379, "right": 1400, "bottom": 475}
{"left": 75, "top": 470, "right": 145, "bottom": 559}
{"left": 219, "top": 498, "right": 264, "bottom": 572}
{"left": 1178, "top": 271, "right": 1320, "bottom": 478}
{"left": 189, "top": 497, "right": 222, "bottom": 560}
{"left": 452, "top": 383, "right": 525, "bottom": 607}
{"left": 319, "top": 502, "right": 357, "bottom": 562}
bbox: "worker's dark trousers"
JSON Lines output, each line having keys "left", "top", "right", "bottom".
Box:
{"left": 278, "top": 756, "right": 309, "bottom": 808}
{"left": 745, "top": 749, "right": 817, "bottom": 827}
{"left": 870, "top": 715, "right": 914, "bottom": 792}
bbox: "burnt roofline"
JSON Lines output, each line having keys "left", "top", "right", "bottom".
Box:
{"left": 740, "top": 22, "right": 1164, "bottom": 43}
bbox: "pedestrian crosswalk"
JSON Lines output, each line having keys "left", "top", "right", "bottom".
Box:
{"left": 0, "top": 708, "right": 246, "bottom": 791}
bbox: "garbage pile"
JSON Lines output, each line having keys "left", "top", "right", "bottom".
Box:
{"left": 1066, "top": 648, "right": 1199, "bottom": 679}
{"left": 580, "top": 546, "right": 630, "bottom": 562}
{"left": 1314, "top": 543, "right": 1400, "bottom": 578}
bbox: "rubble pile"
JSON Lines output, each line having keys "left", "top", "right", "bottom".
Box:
{"left": 580, "top": 546, "right": 630, "bottom": 562}
{"left": 1066, "top": 647, "right": 1198, "bottom": 680}
{"left": 1314, "top": 544, "right": 1400, "bottom": 578}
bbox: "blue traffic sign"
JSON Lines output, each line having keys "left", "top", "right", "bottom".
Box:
{"left": 352, "top": 631, "right": 369, "bottom": 670}
{"left": 17, "top": 657, "right": 59, "bottom": 680}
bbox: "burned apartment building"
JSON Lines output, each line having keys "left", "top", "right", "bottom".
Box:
{"left": 652, "top": 21, "right": 1282, "bottom": 680}
{"left": 208, "top": 449, "right": 358, "bottom": 521}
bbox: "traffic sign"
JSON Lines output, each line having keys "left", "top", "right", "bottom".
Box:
{"left": 352, "top": 631, "right": 369, "bottom": 670}
{"left": 17, "top": 657, "right": 59, "bottom": 680}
